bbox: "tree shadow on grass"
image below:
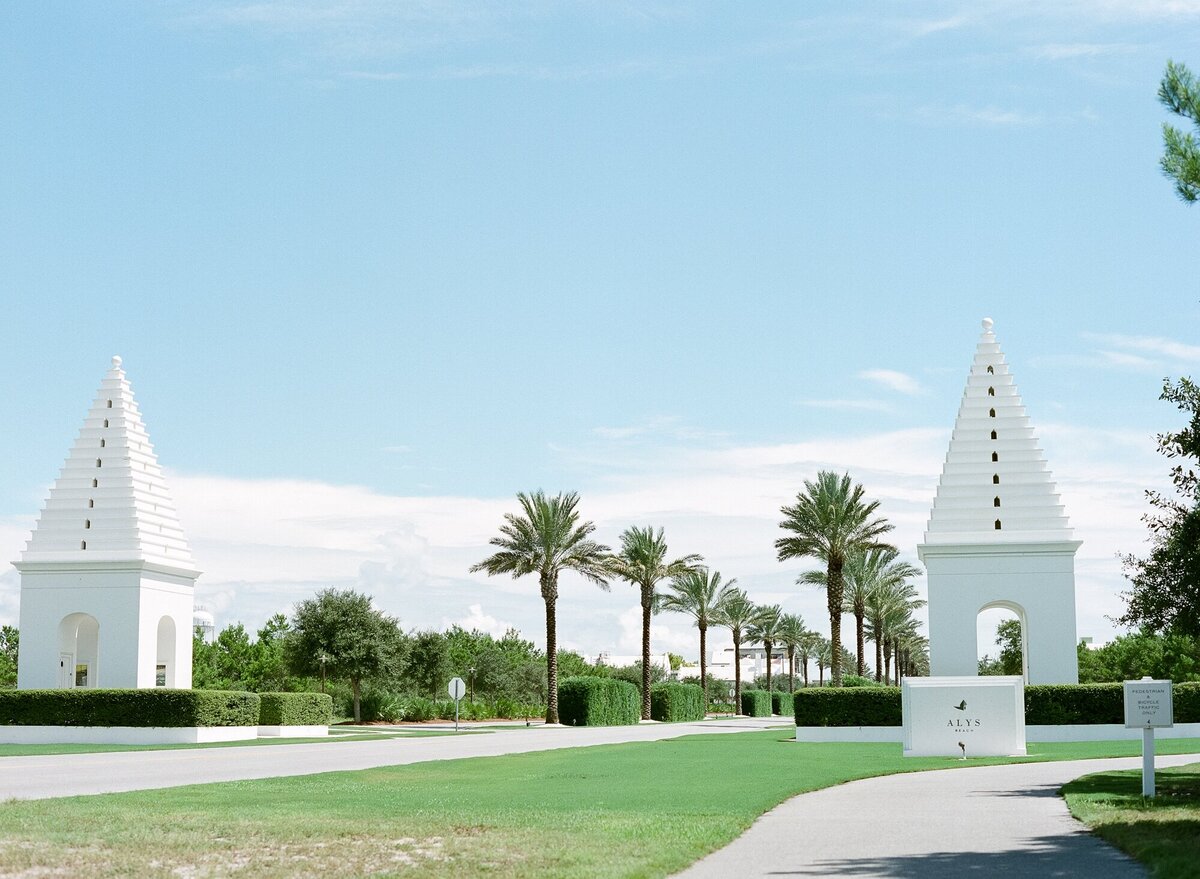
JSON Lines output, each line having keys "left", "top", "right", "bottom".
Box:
{"left": 762, "top": 834, "right": 1137, "bottom": 876}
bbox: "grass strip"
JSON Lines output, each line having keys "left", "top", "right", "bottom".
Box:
{"left": 1, "top": 732, "right": 1198, "bottom": 878}
{"left": 1063, "top": 762, "right": 1200, "bottom": 879}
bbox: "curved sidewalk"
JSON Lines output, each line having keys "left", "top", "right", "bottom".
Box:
{"left": 674, "top": 753, "right": 1198, "bottom": 878}
{"left": 0, "top": 718, "right": 782, "bottom": 801}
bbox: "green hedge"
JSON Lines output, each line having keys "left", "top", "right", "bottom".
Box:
{"left": 740, "top": 689, "right": 772, "bottom": 717}
{"left": 558, "top": 677, "right": 639, "bottom": 726}
{"left": 0, "top": 689, "right": 259, "bottom": 727}
{"left": 794, "top": 687, "right": 902, "bottom": 726}
{"left": 771, "top": 691, "right": 792, "bottom": 716}
{"left": 258, "top": 692, "right": 332, "bottom": 726}
{"left": 650, "top": 683, "right": 705, "bottom": 722}
{"left": 794, "top": 682, "right": 1200, "bottom": 727}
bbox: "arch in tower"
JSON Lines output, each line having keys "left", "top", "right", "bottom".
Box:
{"left": 57, "top": 613, "right": 100, "bottom": 688}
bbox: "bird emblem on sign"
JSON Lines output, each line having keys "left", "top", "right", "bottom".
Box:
{"left": 953, "top": 700, "right": 967, "bottom": 711}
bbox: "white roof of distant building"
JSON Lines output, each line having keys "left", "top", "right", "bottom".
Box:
{"left": 19, "top": 356, "right": 199, "bottom": 576}
{"left": 922, "top": 319, "right": 1075, "bottom": 547}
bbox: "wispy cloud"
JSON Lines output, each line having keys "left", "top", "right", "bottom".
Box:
{"left": 1028, "top": 42, "right": 1140, "bottom": 60}
{"left": 801, "top": 399, "right": 896, "bottom": 413}
{"left": 913, "top": 103, "right": 1043, "bottom": 126}
{"left": 592, "top": 417, "right": 726, "bottom": 443}
{"left": 1084, "top": 332, "right": 1200, "bottom": 365}
{"left": 859, "top": 369, "right": 925, "bottom": 396}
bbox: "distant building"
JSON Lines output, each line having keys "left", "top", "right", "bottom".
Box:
{"left": 586, "top": 652, "right": 672, "bottom": 674}
{"left": 15, "top": 357, "right": 200, "bottom": 690}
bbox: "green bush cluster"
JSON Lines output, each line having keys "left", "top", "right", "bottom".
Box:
{"left": 351, "top": 689, "right": 543, "bottom": 723}
{"left": 649, "top": 682, "right": 705, "bottom": 722}
{"left": 771, "top": 691, "right": 792, "bottom": 716}
{"left": 557, "top": 677, "right": 639, "bottom": 726}
{"left": 794, "top": 687, "right": 902, "bottom": 726}
{"left": 0, "top": 689, "right": 259, "bottom": 727}
{"left": 793, "top": 682, "right": 1200, "bottom": 727}
{"left": 740, "top": 689, "right": 772, "bottom": 717}
{"left": 258, "top": 692, "right": 332, "bottom": 726}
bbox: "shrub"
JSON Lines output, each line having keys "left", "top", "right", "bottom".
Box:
{"left": 650, "top": 682, "right": 705, "bottom": 722}
{"left": 557, "top": 677, "right": 639, "bottom": 726}
{"left": 841, "top": 675, "right": 883, "bottom": 688}
{"left": 740, "top": 689, "right": 772, "bottom": 717}
{"left": 771, "top": 691, "right": 793, "bottom": 716}
{"left": 0, "top": 689, "right": 259, "bottom": 727}
{"left": 1175, "top": 682, "right": 1200, "bottom": 721}
{"left": 258, "top": 692, "right": 332, "bottom": 726}
{"left": 794, "top": 687, "right": 902, "bottom": 726}
{"left": 1025, "top": 684, "right": 1123, "bottom": 725}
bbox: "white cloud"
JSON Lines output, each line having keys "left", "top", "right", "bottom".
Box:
{"left": 859, "top": 369, "right": 925, "bottom": 396}
{"left": 1029, "top": 42, "right": 1139, "bottom": 60}
{"left": 801, "top": 399, "right": 895, "bottom": 413}
{"left": 1085, "top": 332, "right": 1200, "bottom": 365}
{"left": 443, "top": 603, "right": 516, "bottom": 639}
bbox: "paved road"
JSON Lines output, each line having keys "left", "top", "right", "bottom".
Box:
{"left": 674, "top": 753, "right": 1200, "bottom": 878}
{"left": 0, "top": 718, "right": 784, "bottom": 801}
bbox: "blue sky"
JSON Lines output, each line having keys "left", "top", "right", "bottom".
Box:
{"left": 2, "top": 2, "right": 1198, "bottom": 663}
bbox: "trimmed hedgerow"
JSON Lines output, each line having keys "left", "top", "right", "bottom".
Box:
{"left": 740, "top": 689, "right": 773, "bottom": 717}
{"left": 771, "top": 691, "right": 792, "bottom": 716}
{"left": 793, "top": 682, "right": 1200, "bottom": 727}
{"left": 0, "top": 689, "right": 259, "bottom": 727}
{"left": 557, "top": 677, "right": 639, "bottom": 726}
{"left": 794, "top": 687, "right": 901, "bottom": 727}
{"left": 258, "top": 692, "right": 332, "bottom": 726}
{"left": 650, "top": 682, "right": 705, "bottom": 722}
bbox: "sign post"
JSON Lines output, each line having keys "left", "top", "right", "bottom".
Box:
{"left": 1124, "top": 677, "right": 1173, "bottom": 797}
{"left": 448, "top": 676, "right": 467, "bottom": 732}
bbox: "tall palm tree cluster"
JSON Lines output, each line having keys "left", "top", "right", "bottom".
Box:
{"left": 471, "top": 473, "right": 926, "bottom": 724}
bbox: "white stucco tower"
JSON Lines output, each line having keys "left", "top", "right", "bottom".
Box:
{"left": 918, "top": 319, "right": 1080, "bottom": 684}
{"left": 15, "top": 357, "right": 199, "bottom": 690}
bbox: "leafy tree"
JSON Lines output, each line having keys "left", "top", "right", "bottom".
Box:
{"left": 1077, "top": 630, "right": 1200, "bottom": 683}
{"left": 287, "top": 588, "right": 401, "bottom": 722}
{"left": 408, "top": 630, "right": 452, "bottom": 699}
{"left": 668, "top": 652, "right": 684, "bottom": 671}
{"left": 1119, "top": 378, "right": 1200, "bottom": 636}
{"left": 659, "top": 568, "right": 737, "bottom": 710}
{"left": 978, "top": 619, "right": 1023, "bottom": 677}
{"left": 712, "top": 589, "right": 764, "bottom": 711}
{"left": 609, "top": 525, "right": 702, "bottom": 720}
{"left": 1160, "top": 60, "right": 1200, "bottom": 203}
{"left": 777, "top": 471, "right": 895, "bottom": 686}
{"left": 0, "top": 625, "right": 17, "bottom": 689}
{"left": 746, "top": 604, "right": 784, "bottom": 696}
{"left": 470, "top": 490, "right": 611, "bottom": 725}
{"left": 246, "top": 614, "right": 291, "bottom": 691}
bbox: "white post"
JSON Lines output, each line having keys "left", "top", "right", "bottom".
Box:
{"left": 1142, "top": 726, "right": 1155, "bottom": 797}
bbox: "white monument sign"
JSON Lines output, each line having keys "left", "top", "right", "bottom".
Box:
{"left": 1124, "top": 677, "right": 1173, "bottom": 797}
{"left": 903, "top": 676, "right": 1026, "bottom": 758}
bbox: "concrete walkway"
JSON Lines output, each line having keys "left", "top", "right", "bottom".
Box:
{"left": 674, "top": 753, "right": 1200, "bottom": 878}
{"left": 0, "top": 717, "right": 783, "bottom": 801}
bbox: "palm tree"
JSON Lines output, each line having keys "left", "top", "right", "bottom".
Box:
{"left": 815, "top": 636, "right": 832, "bottom": 686}
{"left": 469, "top": 490, "right": 610, "bottom": 724}
{"left": 829, "top": 548, "right": 922, "bottom": 678}
{"left": 776, "top": 471, "right": 895, "bottom": 687}
{"left": 796, "top": 630, "right": 822, "bottom": 687}
{"left": 746, "top": 604, "right": 784, "bottom": 697}
{"left": 659, "top": 568, "right": 736, "bottom": 711}
{"left": 610, "top": 526, "right": 702, "bottom": 720}
{"left": 711, "top": 589, "right": 763, "bottom": 713}
{"left": 865, "top": 574, "right": 925, "bottom": 683}
{"left": 777, "top": 613, "right": 807, "bottom": 693}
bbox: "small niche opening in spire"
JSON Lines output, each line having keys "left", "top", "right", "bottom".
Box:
{"left": 990, "top": 430, "right": 997, "bottom": 440}
{"left": 81, "top": 541, "right": 86, "bottom": 550}
{"left": 993, "top": 474, "right": 1000, "bottom": 485}
{"left": 992, "top": 452, "right": 999, "bottom": 462}
{"left": 106, "top": 400, "right": 112, "bottom": 408}
{"left": 103, "top": 419, "right": 109, "bottom": 428}
{"left": 88, "top": 499, "right": 94, "bottom": 508}
{"left": 92, "top": 479, "right": 98, "bottom": 488}
{"left": 95, "top": 459, "right": 102, "bottom": 468}
{"left": 85, "top": 520, "right": 91, "bottom": 529}
{"left": 994, "top": 497, "right": 1001, "bottom": 508}
{"left": 989, "top": 408, "right": 996, "bottom": 418}
{"left": 99, "top": 439, "right": 105, "bottom": 448}
{"left": 987, "top": 365, "right": 994, "bottom": 375}
{"left": 994, "top": 519, "right": 1002, "bottom": 530}
{"left": 988, "top": 387, "right": 995, "bottom": 396}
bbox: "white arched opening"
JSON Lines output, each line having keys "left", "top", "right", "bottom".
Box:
{"left": 57, "top": 613, "right": 100, "bottom": 688}
{"left": 976, "top": 601, "right": 1028, "bottom": 683}
{"left": 156, "top": 616, "right": 176, "bottom": 687}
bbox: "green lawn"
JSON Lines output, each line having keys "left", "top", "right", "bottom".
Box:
{"left": 1, "top": 732, "right": 1199, "bottom": 878}
{"left": 1063, "top": 763, "right": 1200, "bottom": 879}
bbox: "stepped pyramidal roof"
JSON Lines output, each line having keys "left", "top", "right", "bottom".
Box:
{"left": 19, "top": 356, "right": 199, "bottom": 575}
{"left": 921, "top": 318, "right": 1076, "bottom": 547}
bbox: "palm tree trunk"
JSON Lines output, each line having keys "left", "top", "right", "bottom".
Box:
{"left": 640, "top": 593, "right": 652, "bottom": 721}
{"left": 883, "top": 637, "right": 893, "bottom": 686}
{"left": 765, "top": 639, "right": 773, "bottom": 694}
{"left": 802, "top": 655, "right": 809, "bottom": 687}
{"left": 788, "top": 647, "right": 795, "bottom": 693}
{"left": 733, "top": 634, "right": 742, "bottom": 714}
{"left": 874, "top": 629, "right": 883, "bottom": 683}
{"left": 699, "top": 623, "right": 708, "bottom": 713}
{"left": 855, "top": 610, "right": 866, "bottom": 677}
{"left": 543, "top": 587, "right": 559, "bottom": 725}
{"left": 819, "top": 664, "right": 825, "bottom": 687}
{"left": 827, "top": 561, "right": 845, "bottom": 687}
